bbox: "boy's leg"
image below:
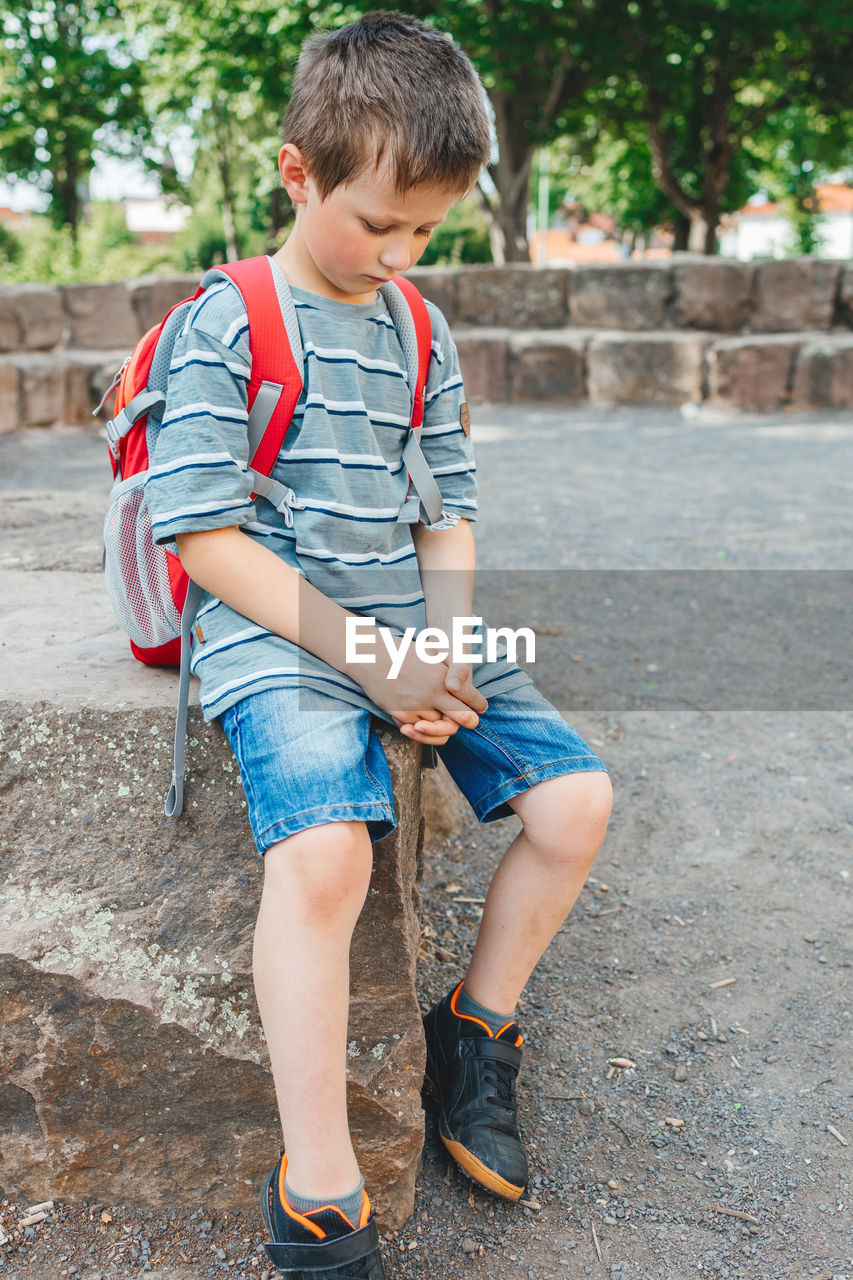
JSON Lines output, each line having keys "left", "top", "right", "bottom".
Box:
{"left": 463, "top": 770, "right": 613, "bottom": 1013}
{"left": 423, "top": 684, "right": 612, "bottom": 1200}
{"left": 253, "top": 819, "right": 373, "bottom": 1200}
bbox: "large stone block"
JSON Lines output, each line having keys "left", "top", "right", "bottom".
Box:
{"left": 406, "top": 267, "right": 458, "bottom": 325}
{"left": 837, "top": 265, "right": 853, "bottom": 327}
{"left": 791, "top": 334, "right": 853, "bottom": 408}
{"left": 751, "top": 258, "right": 841, "bottom": 333}
{"left": 455, "top": 265, "right": 568, "bottom": 329}
{"left": 587, "top": 331, "right": 708, "bottom": 404}
{"left": 0, "top": 284, "right": 65, "bottom": 352}
{"left": 570, "top": 263, "right": 672, "bottom": 330}
{"left": 507, "top": 329, "right": 590, "bottom": 401}
{"left": 670, "top": 254, "right": 755, "bottom": 331}
{"left": 61, "top": 351, "right": 129, "bottom": 425}
{"left": 422, "top": 759, "right": 464, "bottom": 846}
{"left": 0, "top": 360, "right": 20, "bottom": 433}
{"left": 706, "top": 335, "right": 798, "bottom": 411}
{"left": 454, "top": 328, "right": 508, "bottom": 401}
{"left": 128, "top": 274, "right": 204, "bottom": 334}
{"left": 61, "top": 282, "right": 141, "bottom": 350}
{"left": 18, "top": 354, "right": 64, "bottom": 427}
{"left": 0, "top": 689, "right": 426, "bottom": 1229}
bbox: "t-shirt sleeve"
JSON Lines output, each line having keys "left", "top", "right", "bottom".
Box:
{"left": 418, "top": 301, "right": 478, "bottom": 525}
{"left": 144, "top": 280, "right": 257, "bottom": 548}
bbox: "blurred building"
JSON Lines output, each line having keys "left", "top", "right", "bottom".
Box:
{"left": 121, "top": 196, "right": 191, "bottom": 243}
{"left": 531, "top": 181, "right": 853, "bottom": 264}
{"left": 718, "top": 183, "right": 853, "bottom": 260}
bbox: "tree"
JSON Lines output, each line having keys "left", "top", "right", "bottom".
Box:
{"left": 0, "top": 2, "right": 148, "bottom": 240}
{"left": 589, "top": 0, "right": 853, "bottom": 254}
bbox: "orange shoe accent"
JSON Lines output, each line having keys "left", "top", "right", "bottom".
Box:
{"left": 276, "top": 1156, "right": 326, "bottom": 1241}
{"left": 440, "top": 1136, "right": 525, "bottom": 1202}
{"left": 276, "top": 1154, "right": 368, "bottom": 1235}
{"left": 450, "top": 982, "right": 496, "bottom": 1038}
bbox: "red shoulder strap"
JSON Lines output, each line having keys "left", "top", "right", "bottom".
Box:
{"left": 392, "top": 275, "right": 432, "bottom": 429}
{"left": 216, "top": 256, "right": 303, "bottom": 476}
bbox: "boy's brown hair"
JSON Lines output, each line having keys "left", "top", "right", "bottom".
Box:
{"left": 283, "top": 10, "right": 491, "bottom": 199}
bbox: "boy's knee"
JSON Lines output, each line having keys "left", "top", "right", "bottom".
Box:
{"left": 515, "top": 770, "right": 613, "bottom": 858}
{"left": 263, "top": 822, "right": 373, "bottom": 923}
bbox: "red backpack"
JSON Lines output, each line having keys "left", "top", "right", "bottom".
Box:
{"left": 97, "top": 255, "right": 442, "bottom": 814}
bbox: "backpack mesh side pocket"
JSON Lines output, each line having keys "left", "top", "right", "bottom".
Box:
{"left": 103, "top": 472, "right": 183, "bottom": 648}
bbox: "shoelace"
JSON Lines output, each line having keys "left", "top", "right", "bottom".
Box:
{"left": 482, "top": 1057, "right": 517, "bottom": 1111}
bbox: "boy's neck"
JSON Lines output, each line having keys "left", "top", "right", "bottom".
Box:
{"left": 272, "top": 238, "right": 379, "bottom": 306}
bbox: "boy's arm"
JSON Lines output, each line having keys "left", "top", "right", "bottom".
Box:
{"left": 175, "top": 526, "right": 482, "bottom": 740}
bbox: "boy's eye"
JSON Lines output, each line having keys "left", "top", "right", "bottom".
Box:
{"left": 362, "top": 221, "right": 433, "bottom": 239}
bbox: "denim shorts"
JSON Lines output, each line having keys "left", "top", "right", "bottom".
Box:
{"left": 220, "top": 682, "right": 608, "bottom": 855}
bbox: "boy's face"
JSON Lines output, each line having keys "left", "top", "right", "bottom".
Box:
{"left": 277, "top": 146, "right": 463, "bottom": 303}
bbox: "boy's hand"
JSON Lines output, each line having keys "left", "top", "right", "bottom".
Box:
{"left": 398, "top": 661, "right": 487, "bottom": 745}
{"left": 355, "top": 651, "right": 487, "bottom": 746}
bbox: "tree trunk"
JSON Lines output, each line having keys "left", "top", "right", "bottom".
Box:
{"left": 214, "top": 109, "right": 240, "bottom": 261}
{"left": 673, "top": 212, "right": 690, "bottom": 251}
{"left": 484, "top": 91, "right": 535, "bottom": 264}
{"left": 52, "top": 148, "right": 82, "bottom": 245}
{"left": 648, "top": 87, "right": 730, "bottom": 257}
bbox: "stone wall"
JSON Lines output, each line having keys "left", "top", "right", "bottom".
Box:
{"left": 2, "top": 256, "right": 853, "bottom": 431}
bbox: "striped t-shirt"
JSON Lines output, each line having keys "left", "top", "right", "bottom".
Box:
{"left": 145, "top": 262, "right": 531, "bottom": 722}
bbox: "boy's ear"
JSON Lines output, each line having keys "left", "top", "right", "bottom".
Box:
{"left": 278, "top": 144, "right": 310, "bottom": 204}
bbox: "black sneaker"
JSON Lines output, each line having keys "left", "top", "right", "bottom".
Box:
{"left": 423, "top": 982, "right": 528, "bottom": 1201}
{"left": 260, "top": 1152, "right": 385, "bottom": 1278}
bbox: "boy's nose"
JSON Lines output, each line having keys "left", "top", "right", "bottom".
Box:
{"left": 378, "top": 238, "right": 411, "bottom": 272}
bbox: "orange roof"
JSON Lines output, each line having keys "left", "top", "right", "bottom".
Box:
{"left": 816, "top": 182, "right": 853, "bottom": 213}
{"left": 732, "top": 183, "right": 853, "bottom": 220}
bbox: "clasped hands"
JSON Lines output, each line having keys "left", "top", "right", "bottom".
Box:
{"left": 358, "top": 647, "right": 486, "bottom": 747}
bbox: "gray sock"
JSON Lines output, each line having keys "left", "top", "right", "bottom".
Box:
{"left": 456, "top": 982, "right": 515, "bottom": 1035}
{"left": 284, "top": 1177, "right": 365, "bottom": 1228}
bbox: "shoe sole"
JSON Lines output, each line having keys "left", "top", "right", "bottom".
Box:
{"left": 259, "top": 1169, "right": 279, "bottom": 1254}
{"left": 424, "top": 1073, "right": 526, "bottom": 1203}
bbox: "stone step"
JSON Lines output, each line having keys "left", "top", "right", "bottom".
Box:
{"left": 3, "top": 259, "right": 853, "bottom": 431}
{"left": 3, "top": 328, "right": 853, "bottom": 434}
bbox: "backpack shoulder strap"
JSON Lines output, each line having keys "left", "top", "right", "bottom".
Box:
{"left": 201, "top": 256, "right": 304, "bottom": 477}
{"left": 380, "top": 277, "right": 445, "bottom": 528}
{"left": 389, "top": 275, "right": 431, "bottom": 430}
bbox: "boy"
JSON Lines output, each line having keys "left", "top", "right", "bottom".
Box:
{"left": 145, "top": 12, "right": 612, "bottom": 1277}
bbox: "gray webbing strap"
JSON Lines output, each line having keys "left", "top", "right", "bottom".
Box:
{"left": 249, "top": 470, "right": 305, "bottom": 526}
{"left": 105, "top": 389, "right": 166, "bottom": 461}
{"left": 401, "top": 431, "right": 444, "bottom": 526}
{"left": 247, "top": 380, "right": 285, "bottom": 458}
{"left": 165, "top": 579, "right": 204, "bottom": 819}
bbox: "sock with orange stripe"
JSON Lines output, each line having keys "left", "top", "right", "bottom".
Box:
{"left": 456, "top": 983, "right": 515, "bottom": 1035}
{"left": 283, "top": 1176, "right": 365, "bottom": 1229}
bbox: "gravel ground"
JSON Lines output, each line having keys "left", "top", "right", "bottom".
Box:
{"left": 1, "top": 406, "right": 851, "bottom": 1278}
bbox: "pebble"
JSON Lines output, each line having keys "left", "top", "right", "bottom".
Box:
{"left": 674, "top": 1064, "right": 689, "bottom": 1082}
{"left": 461, "top": 1236, "right": 478, "bottom": 1254}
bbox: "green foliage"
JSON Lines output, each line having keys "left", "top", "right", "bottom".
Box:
{"left": 419, "top": 197, "right": 492, "bottom": 266}
{"left": 580, "top": 0, "right": 853, "bottom": 251}
{"left": 4, "top": 0, "right": 853, "bottom": 269}
{"left": 0, "top": 2, "right": 149, "bottom": 236}
{"left": 0, "top": 223, "right": 23, "bottom": 264}
{"left": 0, "top": 204, "right": 179, "bottom": 283}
